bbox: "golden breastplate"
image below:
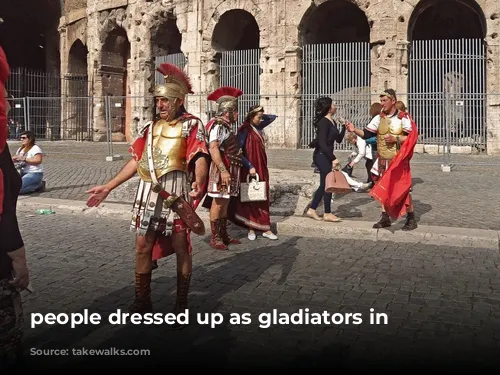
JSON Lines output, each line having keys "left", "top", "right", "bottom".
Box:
{"left": 137, "top": 119, "right": 188, "bottom": 182}
{"left": 377, "top": 116, "right": 404, "bottom": 160}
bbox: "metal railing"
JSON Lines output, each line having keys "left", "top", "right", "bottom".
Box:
{"left": 5, "top": 92, "right": 493, "bottom": 154}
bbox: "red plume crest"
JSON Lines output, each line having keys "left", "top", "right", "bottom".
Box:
{"left": 156, "top": 63, "right": 193, "bottom": 94}
{"left": 208, "top": 86, "right": 243, "bottom": 101}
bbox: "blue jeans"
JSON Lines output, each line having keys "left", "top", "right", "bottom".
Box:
{"left": 20, "top": 172, "right": 43, "bottom": 194}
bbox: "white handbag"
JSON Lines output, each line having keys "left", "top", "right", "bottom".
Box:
{"left": 240, "top": 173, "right": 267, "bottom": 202}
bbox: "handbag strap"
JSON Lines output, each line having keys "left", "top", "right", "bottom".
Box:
{"left": 247, "top": 173, "right": 259, "bottom": 183}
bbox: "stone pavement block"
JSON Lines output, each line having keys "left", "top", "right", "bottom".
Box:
{"left": 9, "top": 141, "right": 500, "bottom": 230}
{"left": 16, "top": 212, "right": 500, "bottom": 370}
{"left": 377, "top": 224, "right": 500, "bottom": 249}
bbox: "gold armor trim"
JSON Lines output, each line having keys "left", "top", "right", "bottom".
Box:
{"left": 137, "top": 119, "right": 188, "bottom": 181}
{"left": 377, "top": 115, "right": 404, "bottom": 160}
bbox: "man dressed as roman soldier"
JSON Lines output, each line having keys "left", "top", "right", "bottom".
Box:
{"left": 202, "top": 86, "right": 244, "bottom": 250}
{"left": 346, "top": 89, "right": 418, "bottom": 231}
{"left": 86, "top": 63, "right": 209, "bottom": 326}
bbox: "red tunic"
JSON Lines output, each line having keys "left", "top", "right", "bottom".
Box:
{"left": 230, "top": 122, "right": 271, "bottom": 231}
{"left": 0, "top": 46, "right": 10, "bottom": 219}
{"left": 128, "top": 114, "right": 209, "bottom": 259}
{"left": 369, "top": 112, "right": 418, "bottom": 220}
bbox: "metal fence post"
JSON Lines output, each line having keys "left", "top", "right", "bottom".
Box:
{"left": 441, "top": 92, "right": 452, "bottom": 172}
{"left": 25, "top": 97, "right": 31, "bottom": 132}
{"left": 104, "top": 95, "right": 123, "bottom": 162}
{"left": 105, "top": 96, "right": 112, "bottom": 161}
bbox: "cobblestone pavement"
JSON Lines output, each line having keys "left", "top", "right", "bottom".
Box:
{"left": 14, "top": 211, "right": 500, "bottom": 370}
{"left": 9, "top": 140, "right": 500, "bottom": 229}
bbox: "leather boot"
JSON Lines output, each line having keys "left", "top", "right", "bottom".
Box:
{"left": 220, "top": 218, "right": 241, "bottom": 245}
{"left": 171, "top": 272, "right": 192, "bottom": 330}
{"left": 210, "top": 220, "right": 228, "bottom": 250}
{"left": 373, "top": 212, "right": 391, "bottom": 229}
{"left": 401, "top": 212, "right": 418, "bottom": 231}
{"left": 129, "top": 272, "right": 152, "bottom": 314}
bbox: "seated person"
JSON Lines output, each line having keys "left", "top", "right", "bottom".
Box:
{"left": 12, "top": 131, "right": 45, "bottom": 194}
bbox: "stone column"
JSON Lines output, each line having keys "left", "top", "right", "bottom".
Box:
{"left": 259, "top": 46, "right": 302, "bottom": 149}
{"left": 200, "top": 38, "right": 221, "bottom": 122}
{"left": 369, "top": 17, "right": 399, "bottom": 95}
{"left": 127, "top": 51, "right": 155, "bottom": 142}
{"left": 483, "top": 0, "right": 500, "bottom": 155}
{"left": 485, "top": 41, "right": 500, "bottom": 154}
{"left": 258, "top": 0, "right": 302, "bottom": 150}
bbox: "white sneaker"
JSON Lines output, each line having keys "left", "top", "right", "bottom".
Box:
{"left": 263, "top": 232, "right": 278, "bottom": 240}
{"left": 248, "top": 232, "right": 256, "bottom": 241}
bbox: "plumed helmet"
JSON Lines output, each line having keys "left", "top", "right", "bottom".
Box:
{"left": 207, "top": 86, "right": 243, "bottom": 114}
{"left": 154, "top": 63, "right": 194, "bottom": 99}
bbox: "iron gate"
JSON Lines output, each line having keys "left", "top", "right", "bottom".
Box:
{"left": 301, "top": 42, "right": 371, "bottom": 149}
{"left": 408, "top": 38, "right": 486, "bottom": 150}
{"left": 220, "top": 48, "right": 261, "bottom": 129}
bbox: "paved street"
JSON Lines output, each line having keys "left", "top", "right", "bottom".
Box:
{"left": 15, "top": 210, "right": 500, "bottom": 370}
{"left": 9, "top": 140, "right": 500, "bottom": 230}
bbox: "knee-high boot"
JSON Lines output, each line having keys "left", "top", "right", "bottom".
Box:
{"left": 210, "top": 220, "right": 228, "bottom": 250}
{"left": 175, "top": 272, "right": 192, "bottom": 312}
{"left": 220, "top": 217, "right": 241, "bottom": 245}
{"left": 129, "top": 272, "right": 152, "bottom": 314}
{"left": 171, "top": 272, "right": 192, "bottom": 330}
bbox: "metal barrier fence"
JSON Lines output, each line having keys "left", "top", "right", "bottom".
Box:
{"left": 5, "top": 92, "right": 494, "bottom": 156}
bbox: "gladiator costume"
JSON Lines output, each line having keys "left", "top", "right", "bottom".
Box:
{"left": 0, "top": 44, "right": 25, "bottom": 366}
{"left": 203, "top": 86, "right": 244, "bottom": 250}
{"left": 361, "top": 90, "right": 418, "bottom": 230}
{"left": 127, "top": 63, "right": 209, "bottom": 315}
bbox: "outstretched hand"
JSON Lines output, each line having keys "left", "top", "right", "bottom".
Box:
{"left": 86, "top": 185, "right": 110, "bottom": 207}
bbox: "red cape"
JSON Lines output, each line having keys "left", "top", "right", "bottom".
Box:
{"left": 369, "top": 112, "right": 418, "bottom": 220}
{"left": 128, "top": 115, "right": 209, "bottom": 260}
{"left": 0, "top": 46, "right": 10, "bottom": 220}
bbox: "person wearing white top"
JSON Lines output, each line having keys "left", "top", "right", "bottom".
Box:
{"left": 11, "top": 131, "right": 45, "bottom": 194}
{"left": 344, "top": 132, "right": 374, "bottom": 185}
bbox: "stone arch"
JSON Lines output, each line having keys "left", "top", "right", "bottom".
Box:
{"left": 408, "top": 0, "right": 486, "bottom": 41}
{"left": 100, "top": 25, "right": 131, "bottom": 139}
{"left": 299, "top": 0, "right": 370, "bottom": 45}
{"left": 407, "top": 0, "right": 487, "bottom": 148}
{"left": 0, "top": 0, "right": 61, "bottom": 81}
{"left": 65, "top": 39, "right": 90, "bottom": 140}
{"left": 68, "top": 39, "right": 88, "bottom": 76}
{"left": 211, "top": 9, "right": 260, "bottom": 51}
{"left": 151, "top": 14, "right": 183, "bottom": 57}
{"left": 204, "top": 0, "right": 264, "bottom": 51}
{"left": 150, "top": 13, "right": 187, "bottom": 86}
{"left": 298, "top": 0, "right": 371, "bottom": 149}
{"left": 0, "top": 0, "right": 61, "bottom": 140}
{"left": 205, "top": 6, "right": 262, "bottom": 124}
{"left": 97, "top": 8, "right": 132, "bottom": 47}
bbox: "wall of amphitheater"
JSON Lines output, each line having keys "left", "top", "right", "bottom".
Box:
{"left": 5, "top": 0, "right": 500, "bottom": 153}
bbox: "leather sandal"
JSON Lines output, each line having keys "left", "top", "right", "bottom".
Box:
{"left": 323, "top": 213, "right": 342, "bottom": 222}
